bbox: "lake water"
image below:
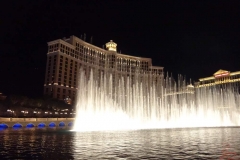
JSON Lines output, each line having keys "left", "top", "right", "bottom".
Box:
{"left": 0, "top": 127, "right": 240, "bottom": 159}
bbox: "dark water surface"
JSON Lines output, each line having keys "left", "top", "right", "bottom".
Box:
{"left": 0, "top": 127, "right": 240, "bottom": 159}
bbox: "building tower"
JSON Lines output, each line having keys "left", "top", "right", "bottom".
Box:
{"left": 106, "top": 40, "right": 117, "bottom": 52}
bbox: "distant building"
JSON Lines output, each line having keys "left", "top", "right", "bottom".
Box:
{"left": 44, "top": 35, "right": 164, "bottom": 104}
{"left": 195, "top": 69, "right": 240, "bottom": 88}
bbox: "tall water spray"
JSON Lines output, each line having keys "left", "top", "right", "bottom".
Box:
{"left": 73, "top": 68, "right": 240, "bottom": 131}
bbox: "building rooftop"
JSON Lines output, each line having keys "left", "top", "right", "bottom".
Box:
{"left": 199, "top": 69, "right": 240, "bottom": 81}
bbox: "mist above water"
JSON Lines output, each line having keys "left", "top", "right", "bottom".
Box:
{"left": 73, "top": 68, "right": 240, "bottom": 131}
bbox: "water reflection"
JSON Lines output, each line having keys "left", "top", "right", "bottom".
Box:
{"left": 0, "top": 127, "right": 74, "bottom": 159}
{"left": 73, "top": 128, "right": 240, "bottom": 159}
{"left": 0, "top": 127, "right": 240, "bottom": 159}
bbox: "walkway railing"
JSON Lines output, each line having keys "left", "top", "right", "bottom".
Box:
{"left": 0, "top": 117, "right": 75, "bottom": 122}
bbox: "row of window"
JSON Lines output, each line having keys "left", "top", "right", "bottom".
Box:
{"left": 58, "top": 56, "right": 78, "bottom": 88}
{"left": 47, "top": 42, "right": 163, "bottom": 86}
{"left": 49, "top": 42, "right": 162, "bottom": 73}
{"left": 50, "top": 43, "right": 156, "bottom": 72}
{"left": 46, "top": 55, "right": 57, "bottom": 84}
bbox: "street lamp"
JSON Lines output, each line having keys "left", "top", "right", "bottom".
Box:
{"left": 7, "top": 109, "right": 14, "bottom": 117}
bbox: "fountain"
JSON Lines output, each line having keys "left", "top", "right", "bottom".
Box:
{"left": 73, "top": 68, "right": 240, "bottom": 132}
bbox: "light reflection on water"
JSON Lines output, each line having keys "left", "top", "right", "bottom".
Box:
{"left": 0, "top": 127, "right": 240, "bottom": 159}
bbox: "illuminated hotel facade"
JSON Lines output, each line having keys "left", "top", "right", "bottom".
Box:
{"left": 44, "top": 35, "right": 163, "bottom": 104}
{"left": 195, "top": 69, "right": 240, "bottom": 88}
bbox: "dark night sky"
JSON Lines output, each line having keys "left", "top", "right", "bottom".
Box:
{"left": 0, "top": 1, "right": 240, "bottom": 98}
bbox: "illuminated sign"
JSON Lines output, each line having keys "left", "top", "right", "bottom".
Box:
{"left": 214, "top": 72, "right": 229, "bottom": 78}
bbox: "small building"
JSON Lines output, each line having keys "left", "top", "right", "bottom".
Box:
{"left": 195, "top": 69, "right": 240, "bottom": 88}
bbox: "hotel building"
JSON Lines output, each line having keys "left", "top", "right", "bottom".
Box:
{"left": 44, "top": 35, "right": 164, "bottom": 104}
{"left": 195, "top": 69, "right": 240, "bottom": 88}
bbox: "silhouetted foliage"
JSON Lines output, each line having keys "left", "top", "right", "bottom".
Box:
{"left": 0, "top": 95, "right": 74, "bottom": 117}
